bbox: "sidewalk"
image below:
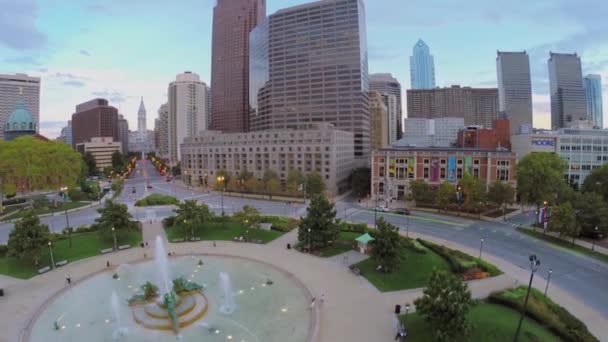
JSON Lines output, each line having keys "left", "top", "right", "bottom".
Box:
{"left": 519, "top": 225, "right": 608, "bottom": 256}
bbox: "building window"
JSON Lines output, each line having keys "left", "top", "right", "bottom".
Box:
{"left": 473, "top": 168, "right": 480, "bottom": 178}
{"left": 378, "top": 182, "right": 385, "bottom": 195}
{"left": 423, "top": 159, "right": 430, "bottom": 164}
{"left": 440, "top": 168, "right": 446, "bottom": 179}
{"left": 456, "top": 168, "right": 463, "bottom": 179}
{"left": 497, "top": 169, "right": 509, "bottom": 181}
{"left": 457, "top": 159, "right": 463, "bottom": 165}
{"left": 423, "top": 167, "right": 429, "bottom": 179}
{"left": 379, "top": 166, "right": 385, "bottom": 177}
{"left": 498, "top": 160, "right": 510, "bottom": 166}
{"left": 473, "top": 159, "right": 480, "bottom": 165}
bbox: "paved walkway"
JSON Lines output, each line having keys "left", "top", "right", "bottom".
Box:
{"left": 0, "top": 223, "right": 605, "bottom": 342}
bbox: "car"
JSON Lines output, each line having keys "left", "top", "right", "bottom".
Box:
{"left": 374, "top": 206, "right": 390, "bottom": 212}
{"left": 132, "top": 187, "right": 136, "bottom": 194}
{"left": 146, "top": 184, "right": 153, "bottom": 189}
{"left": 394, "top": 208, "right": 411, "bottom": 215}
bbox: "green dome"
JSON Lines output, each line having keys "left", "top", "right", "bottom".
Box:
{"left": 5, "top": 99, "right": 36, "bottom": 132}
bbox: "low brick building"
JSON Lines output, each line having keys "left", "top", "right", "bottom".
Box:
{"left": 371, "top": 146, "right": 517, "bottom": 202}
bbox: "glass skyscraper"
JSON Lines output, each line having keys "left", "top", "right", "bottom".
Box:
{"left": 584, "top": 74, "right": 603, "bottom": 128}
{"left": 497, "top": 51, "right": 533, "bottom": 135}
{"left": 548, "top": 52, "right": 587, "bottom": 129}
{"left": 410, "top": 39, "right": 436, "bottom": 90}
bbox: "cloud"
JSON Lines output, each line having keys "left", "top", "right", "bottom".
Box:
{"left": 3, "top": 56, "right": 41, "bottom": 65}
{"left": 63, "top": 80, "right": 86, "bottom": 88}
{"left": 0, "top": 0, "right": 47, "bottom": 50}
{"left": 40, "top": 121, "right": 66, "bottom": 140}
{"left": 92, "top": 90, "right": 128, "bottom": 103}
{"left": 52, "top": 72, "right": 88, "bottom": 80}
{"left": 80, "top": 49, "right": 91, "bottom": 56}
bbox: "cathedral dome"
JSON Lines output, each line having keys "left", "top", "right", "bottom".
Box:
{"left": 5, "top": 99, "right": 36, "bottom": 133}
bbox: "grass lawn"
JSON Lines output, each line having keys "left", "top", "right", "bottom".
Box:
{"left": 517, "top": 227, "right": 608, "bottom": 264}
{"left": 166, "top": 220, "right": 284, "bottom": 244}
{"left": 1, "top": 201, "right": 90, "bottom": 221}
{"left": 316, "top": 231, "right": 361, "bottom": 257}
{"left": 354, "top": 244, "right": 451, "bottom": 291}
{"left": 0, "top": 230, "right": 142, "bottom": 279}
{"left": 399, "top": 302, "right": 560, "bottom": 342}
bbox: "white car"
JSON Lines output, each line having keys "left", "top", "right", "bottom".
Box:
{"left": 375, "top": 206, "right": 390, "bottom": 212}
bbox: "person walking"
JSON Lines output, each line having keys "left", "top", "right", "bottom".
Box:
{"left": 66, "top": 274, "right": 71, "bottom": 285}
{"left": 309, "top": 298, "right": 316, "bottom": 310}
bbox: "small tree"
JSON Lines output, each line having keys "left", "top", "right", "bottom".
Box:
{"left": 233, "top": 205, "right": 261, "bottom": 228}
{"left": 574, "top": 192, "right": 608, "bottom": 237}
{"left": 286, "top": 169, "right": 305, "bottom": 195}
{"left": 459, "top": 173, "right": 487, "bottom": 213}
{"left": 435, "top": 182, "right": 454, "bottom": 212}
{"left": 351, "top": 168, "right": 371, "bottom": 197}
{"left": 83, "top": 152, "right": 97, "bottom": 175}
{"left": 94, "top": 200, "right": 137, "bottom": 242}
{"left": 410, "top": 180, "right": 436, "bottom": 204}
{"left": 245, "top": 177, "right": 263, "bottom": 193}
{"left": 369, "top": 218, "right": 401, "bottom": 272}
{"left": 548, "top": 202, "right": 580, "bottom": 245}
{"left": 414, "top": 269, "right": 473, "bottom": 342}
{"left": 173, "top": 200, "right": 212, "bottom": 240}
{"left": 305, "top": 172, "right": 326, "bottom": 196}
{"left": 298, "top": 195, "right": 338, "bottom": 250}
{"left": 7, "top": 210, "right": 50, "bottom": 265}
{"left": 111, "top": 151, "right": 124, "bottom": 170}
{"left": 582, "top": 164, "right": 608, "bottom": 201}
{"left": 487, "top": 181, "right": 515, "bottom": 218}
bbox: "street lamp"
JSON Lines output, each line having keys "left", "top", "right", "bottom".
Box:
{"left": 308, "top": 228, "right": 312, "bottom": 254}
{"left": 48, "top": 241, "right": 55, "bottom": 269}
{"left": 406, "top": 215, "right": 410, "bottom": 238}
{"left": 514, "top": 254, "right": 541, "bottom": 342}
{"left": 592, "top": 227, "right": 599, "bottom": 251}
{"left": 479, "top": 238, "right": 484, "bottom": 259}
{"left": 404, "top": 303, "right": 410, "bottom": 323}
{"left": 60, "top": 186, "right": 70, "bottom": 232}
{"left": 544, "top": 268, "right": 553, "bottom": 297}
{"left": 111, "top": 227, "right": 117, "bottom": 251}
{"left": 217, "top": 176, "right": 225, "bottom": 229}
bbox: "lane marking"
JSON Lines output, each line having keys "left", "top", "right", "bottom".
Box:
{"left": 362, "top": 210, "right": 468, "bottom": 227}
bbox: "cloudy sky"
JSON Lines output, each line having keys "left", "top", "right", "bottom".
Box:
{"left": 1, "top": 0, "right": 606, "bottom": 138}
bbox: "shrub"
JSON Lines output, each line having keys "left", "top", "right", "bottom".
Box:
{"left": 489, "top": 287, "right": 598, "bottom": 342}
{"left": 401, "top": 237, "right": 427, "bottom": 254}
{"left": 337, "top": 221, "right": 368, "bottom": 233}
{"left": 417, "top": 239, "right": 502, "bottom": 276}
{"left": 75, "top": 225, "right": 96, "bottom": 233}
{"left": 2, "top": 197, "right": 26, "bottom": 206}
{"left": 163, "top": 216, "right": 176, "bottom": 228}
{"left": 261, "top": 215, "right": 299, "bottom": 232}
{"left": 67, "top": 189, "right": 87, "bottom": 201}
{"left": 135, "top": 194, "right": 179, "bottom": 207}
{"left": 0, "top": 244, "right": 8, "bottom": 256}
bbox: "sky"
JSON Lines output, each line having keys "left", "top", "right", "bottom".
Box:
{"left": 1, "top": 0, "right": 607, "bottom": 139}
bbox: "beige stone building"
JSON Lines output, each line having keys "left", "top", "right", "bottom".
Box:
{"left": 76, "top": 137, "right": 122, "bottom": 171}
{"left": 370, "top": 91, "right": 389, "bottom": 151}
{"left": 180, "top": 124, "right": 355, "bottom": 194}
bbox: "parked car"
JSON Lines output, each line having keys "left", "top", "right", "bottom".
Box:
{"left": 132, "top": 187, "right": 136, "bottom": 194}
{"left": 146, "top": 184, "right": 153, "bottom": 189}
{"left": 374, "top": 206, "right": 390, "bottom": 212}
{"left": 394, "top": 208, "right": 411, "bottom": 215}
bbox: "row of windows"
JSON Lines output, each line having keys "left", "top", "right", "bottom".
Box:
{"left": 561, "top": 145, "right": 608, "bottom": 152}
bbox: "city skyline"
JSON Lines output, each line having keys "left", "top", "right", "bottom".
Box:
{"left": 0, "top": 0, "right": 606, "bottom": 138}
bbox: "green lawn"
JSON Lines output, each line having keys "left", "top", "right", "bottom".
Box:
{"left": 1, "top": 201, "right": 90, "bottom": 221}
{"left": 399, "top": 302, "right": 560, "bottom": 342}
{"left": 165, "top": 220, "right": 284, "bottom": 243}
{"left": 517, "top": 227, "right": 608, "bottom": 263}
{"left": 316, "top": 231, "right": 361, "bottom": 257}
{"left": 0, "top": 230, "right": 142, "bottom": 279}
{"left": 354, "top": 244, "right": 451, "bottom": 291}
{"left": 135, "top": 193, "right": 178, "bottom": 207}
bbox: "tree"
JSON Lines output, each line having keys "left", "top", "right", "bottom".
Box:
{"left": 517, "top": 153, "right": 567, "bottom": 223}
{"left": 111, "top": 151, "right": 124, "bottom": 170}
{"left": 487, "top": 181, "right": 515, "bottom": 218}
{"left": 83, "top": 152, "right": 97, "bottom": 175}
{"left": 173, "top": 200, "right": 212, "bottom": 240}
{"left": 547, "top": 202, "right": 580, "bottom": 245}
{"left": 409, "top": 180, "right": 436, "bottom": 204}
{"left": 435, "top": 182, "right": 454, "bottom": 212}
{"left": 245, "top": 177, "right": 263, "bottom": 193}
{"left": 414, "top": 269, "right": 473, "bottom": 342}
{"left": 7, "top": 210, "right": 50, "bottom": 265}
{"left": 263, "top": 169, "right": 281, "bottom": 197}
{"left": 214, "top": 170, "right": 230, "bottom": 191}
{"left": 351, "top": 168, "right": 371, "bottom": 197}
{"left": 238, "top": 168, "right": 254, "bottom": 182}
{"left": 369, "top": 218, "right": 401, "bottom": 272}
{"left": 94, "top": 200, "right": 137, "bottom": 242}
{"left": 298, "top": 195, "right": 338, "bottom": 250}
{"left": 305, "top": 172, "right": 326, "bottom": 196}
{"left": 573, "top": 192, "right": 608, "bottom": 237}
{"left": 582, "top": 164, "right": 608, "bottom": 201}
{"left": 233, "top": 205, "right": 261, "bottom": 229}
{"left": 286, "top": 169, "right": 305, "bottom": 195}
{"left": 459, "top": 173, "right": 487, "bottom": 213}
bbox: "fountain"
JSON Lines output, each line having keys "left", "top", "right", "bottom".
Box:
{"left": 111, "top": 292, "right": 129, "bottom": 340}
{"left": 218, "top": 272, "right": 236, "bottom": 315}
{"left": 154, "top": 236, "right": 171, "bottom": 296}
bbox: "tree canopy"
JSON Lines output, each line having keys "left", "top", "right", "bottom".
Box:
{"left": 173, "top": 200, "right": 212, "bottom": 239}
{"left": 298, "top": 195, "right": 338, "bottom": 250}
{"left": 435, "top": 182, "right": 454, "bottom": 211}
{"left": 351, "top": 168, "right": 371, "bottom": 197}
{"left": 487, "top": 181, "right": 515, "bottom": 213}
{"left": 233, "top": 205, "right": 262, "bottom": 228}
{"left": 7, "top": 210, "right": 50, "bottom": 265}
{"left": 286, "top": 169, "right": 305, "bottom": 195}
{"left": 94, "top": 200, "right": 138, "bottom": 241}
{"left": 370, "top": 218, "right": 401, "bottom": 272}
{"left": 547, "top": 202, "right": 580, "bottom": 244}
{"left": 305, "top": 172, "right": 326, "bottom": 196}
{"left": 517, "top": 152, "right": 566, "bottom": 210}
{"left": 582, "top": 164, "right": 608, "bottom": 201}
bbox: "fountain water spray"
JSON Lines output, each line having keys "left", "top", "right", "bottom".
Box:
{"left": 219, "top": 272, "right": 236, "bottom": 315}
{"left": 111, "top": 291, "right": 129, "bottom": 340}
{"left": 154, "top": 235, "right": 171, "bottom": 296}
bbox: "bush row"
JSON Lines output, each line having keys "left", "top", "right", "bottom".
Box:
{"left": 401, "top": 237, "right": 427, "bottom": 254}
{"left": 135, "top": 194, "right": 179, "bottom": 207}
{"left": 260, "top": 215, "right": 299, "bottom": 232}
{"left": 489, "top": 287, "right": 598, "bottom": 342}
{"left": 417, "top": 239, "right": 502, "bottom": 276}
{"left": 337, "top": 221, "right": 368, "bottom": 233}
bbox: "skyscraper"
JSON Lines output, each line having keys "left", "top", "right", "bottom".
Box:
{"left": 370, "top": 91, "right": 389, "bottom": 150}
{"left": 156, "top": 103, "right": 169, "bottom": 160}
{"left": 71, "top": 98, "right": 119, "bottom": 148}
{"left": 249, "top": 0, "right": 370, "bottom": 161}
{"left": 584, "top": 74, "right": 603, "bottom": 128}
{"left": 210, "top": 0, "right": 265, "bottom": 133}
{"left": 548, "top": 52, "right": 588, "bottom": 129}
{"left": 410, "top": 39, "right": 436, "bottom": 90}
{"left": 168, "top": 72, "right": 209, "bottom": 164}
{"left": 137, "top": 97, "right": 147, "bottom": 133}
{"left": 370, "top": 73, "right": 403, "bottom": 138}
{"left": 0, "top": 73, "right": 40, "bottom": 140}
{"left": 118, "top": 115, "right": 129, "bottom": 154}
{"left": 496, "top": 51, "right": 533, "bottom": 135}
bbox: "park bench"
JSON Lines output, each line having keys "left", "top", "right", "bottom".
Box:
{"left": 118, "top": 245, "right": 131, "bottom": 250}
{"left": 37, "top": 266, "right": 51, "bottom": 274}
{"left": 172, "top": 238, "right": 186, "bottom": 243}
{"left": 191, "top": 237, "right": 201, "bottom": 241}
{"left": 350, "top": 266, "right": 361, "bottom": 276}
{"left": 100, "top": 248, "right": 113, "bottom": 254}
{"left": 55, "top": 260, "right": 68, "bottom": 267}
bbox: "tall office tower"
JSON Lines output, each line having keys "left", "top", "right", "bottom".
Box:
{"left": 156, "top": 103, "right": 169, "bottom": 159}
{"left": 382, "top": 94, "right": 398, "bottom": 144}
{"left": 0, "top": 73, "right": 40, "bottom": 140}
{"left": 407, "top": 85, "right": 499, "bottom": 128}
{"left": 548, "top": 52, "right": 588, "bottom": 129}
{"left": 137, "top": 97, "right": 147, "bottom": 133}
{"left": 249, "top": 0, "right": 370, "bottom": 161}
{"left": 205, "top": 85, "right": 211, "bottom": 130}
{"left": 71, "top": 98, "right": 119, "bottom": 148}
{"left": 584, "top": 74, "right": 603, "bottom": 128}
{"left": 370, "top": 73, "right": 403, "bottom": 138}
{"left": 168, "top": 72, "right": 209, "bottom": 164}
{"left": 118, "top": 115, "right": 130, "bottom": 154}
{"left": 370, "top": 91, "right": 389, "bottom": 150}
{"left": 59, "top": 120, "right": 73, "bottom": 146}
{"left": 410, "top": 39, "right": 436, "bottom": 89}
{"left": 496, "top": 51, "right": 533, "bottom": 135}
{"left": 210, "top": 0, "right": 265, "bottom": 133}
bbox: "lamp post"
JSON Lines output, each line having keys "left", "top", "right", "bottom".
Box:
{"left": 217, "top": 176, "right": 225, "bottom": 229}
{"left": 514, "top": 254, "right": 541, "bottom": 342}
{"left": 592, "top": 227, "right": 599, "bottom": 251}
{"left": 111, "top": 227, "right": 117, "bottom": 251}
{"left": 479, "top": 238, "right": 484, "bottom": 259}
{"left": 48, "top": 241, "right": 55, "bottom": 269}
{"left": 308, "top": 228, "right": 312, "bottom": 254}
{"left": 245, "top": 219, "right": 249, "bottom": 242}
{"left": 60, "top": 186, "right": 70, "bottom": 232}
{"left": 544, "top": 268, "right": 553, "bottom": 296}
{"left": 406, "top": 215, "right": 410, "bottom": 238}
{"left": 404, "top": 303, "right": 410, "bottom": 323}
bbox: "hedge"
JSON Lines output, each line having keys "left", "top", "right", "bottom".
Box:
{"left": 260, "top": 215, "right": 299, "bottom": 232}
{"left": 417, "top": 239, "right": 502, "bottom": 276}
{"left": 135, "top": 194, "right": 179, "bottom": 207}
{"left": 0, "top": 245, "right": 8, "bottom": 257}
{"left": 337, "top": 221, "right": 368, "bottom": 233}
{"left": 489, "top": 287, "right": 598, "bottom": 342}
{"left": 401, "top": 237, "right": 427, "bottom": 254}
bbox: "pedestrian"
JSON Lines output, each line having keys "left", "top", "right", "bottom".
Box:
{"left": 213, "top": 241, "right": 216, "bottom": 247}
{"left": 66, "top": 274, "right": 71, "bottom": 285}
{"left": 309, "top": 298, "right": 316, "bottom": 310}
{"left": 106, "top": 260, "right": 110, "bottom": 268}
{"left": 321, "top": 293, "right": 325, "bottom": 303}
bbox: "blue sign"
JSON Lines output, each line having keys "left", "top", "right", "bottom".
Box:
{"left": 448, "top": 156, "right": 456, "bottom": 182}
{"left": 532, "top": 139, "right": 555, "bottom": 147}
